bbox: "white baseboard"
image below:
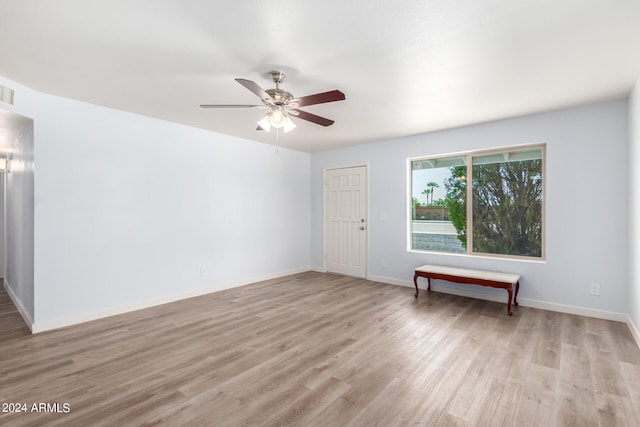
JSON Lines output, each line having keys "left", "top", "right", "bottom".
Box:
{"left": 309, "top": 265, "right": 326, "bottom": 273}
{"left": 31, "top": 267, "right": 310, "bottom": 334}
{"left": 367, "top": 274, "right": 628, "bottom": 323}
{"left": 3, "top": 279, "right": 34, "bottom": 332}
{"left": 627, "top": 315, "right": 640, "bottom": 349}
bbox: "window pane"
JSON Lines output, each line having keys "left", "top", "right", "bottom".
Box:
{"left": 471, "top": 148, "right": 543, "bottom": 257}
{"left": 411, "top": 156, "right": 466, "bottom": 253}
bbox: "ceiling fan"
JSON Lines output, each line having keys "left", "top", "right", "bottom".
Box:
{"left": 200, "top": 71, "right": 345, "bottom": 133}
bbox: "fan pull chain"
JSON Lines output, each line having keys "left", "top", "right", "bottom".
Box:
{"left": 276, "top": 127, "right": 279, "bottom": 154}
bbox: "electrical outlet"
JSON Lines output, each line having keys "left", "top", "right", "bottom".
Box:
{"left": 590, "top": 283, "right": 600, "bottom": 296}
{"left": 200, "top": 267, "right": 208, "bottom": 278}
{"left": 381, "top": 260, "right": 387, "bottom": 269}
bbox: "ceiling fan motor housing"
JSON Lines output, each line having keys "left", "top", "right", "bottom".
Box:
{"left": 266, "top": 88, "right": 293, "bottom": 106}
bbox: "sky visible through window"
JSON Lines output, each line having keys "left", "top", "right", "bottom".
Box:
{"left": 412, "top": 168, "right": 450, "bottom": 204}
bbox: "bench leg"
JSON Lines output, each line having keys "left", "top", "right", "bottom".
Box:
{"left": 413, "top": 273, "right": 432, "bottom": 298}
{"left": 506, "top": 284, "right": 513, "bottom": 316}
{"left": 514, "top": 281, "right": 520, "bottom": 306}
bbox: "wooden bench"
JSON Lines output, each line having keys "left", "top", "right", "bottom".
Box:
{"left": 413, "top": 264, "right": 521, "bottom": 316}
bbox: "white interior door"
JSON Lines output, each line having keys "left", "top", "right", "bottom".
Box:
{"left": 324, "top": 166, "right": 367, "bottom": 278}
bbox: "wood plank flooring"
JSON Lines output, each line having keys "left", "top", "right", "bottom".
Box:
{"left": 1, "top": 272, "right": 640, "bottom": 426}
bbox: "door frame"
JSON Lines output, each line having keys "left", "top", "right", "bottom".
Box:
{"left": 322, "top": 163, "right": 369, "bottom": 278}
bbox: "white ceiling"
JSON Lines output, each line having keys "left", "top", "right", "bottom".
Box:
{"left": 0, "top": 0, "right": 639, "bottom": 153}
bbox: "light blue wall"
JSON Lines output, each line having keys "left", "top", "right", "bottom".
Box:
{"left": 33, "top": 93, "right": 311, "bottom": 328}
{"left": 311, "top": 100, "right": 629, "bottom": 315}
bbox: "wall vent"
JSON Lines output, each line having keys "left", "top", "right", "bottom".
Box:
{"left": 0, "top": 85, "right": 15, "bottom": 106}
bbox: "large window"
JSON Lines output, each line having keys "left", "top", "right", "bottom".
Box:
{"left": 409, "top": 145, "right": 544, "bottom": 259}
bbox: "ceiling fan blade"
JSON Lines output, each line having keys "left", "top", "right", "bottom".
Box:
{"left": 235, "top": 78, "right": 274, "bottom": 103}
{"left": 199, "top": 104, "right": 262, "bottom": 108}
{"left": 290, "top": 90, "right": 345, "bottom": 108}
{"left": 289, "top": 109, "right": 335, "bottom": 127}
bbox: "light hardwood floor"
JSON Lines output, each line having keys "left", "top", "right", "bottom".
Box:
{"left": 1, "top": 272, "right": 640, "bottom": 426}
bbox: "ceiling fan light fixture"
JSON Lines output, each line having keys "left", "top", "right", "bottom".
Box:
{"left": 271, "top": 108, "right": 285, "bottom": 127}
{"left": 258, "top": 107, "right": 296, "bottom": 133}
{"left": 257, "top": 114, "right": 272, "bottom": 131}
{"left": 282, "top": 116, "right": 296, "bottom": 133}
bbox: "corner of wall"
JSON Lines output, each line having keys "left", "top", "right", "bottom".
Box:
{"left": 3, "top": 279, "right": 34, "bottom": 333}
{"left": 629, "top": 74, "right": 640, "bottom": 348}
